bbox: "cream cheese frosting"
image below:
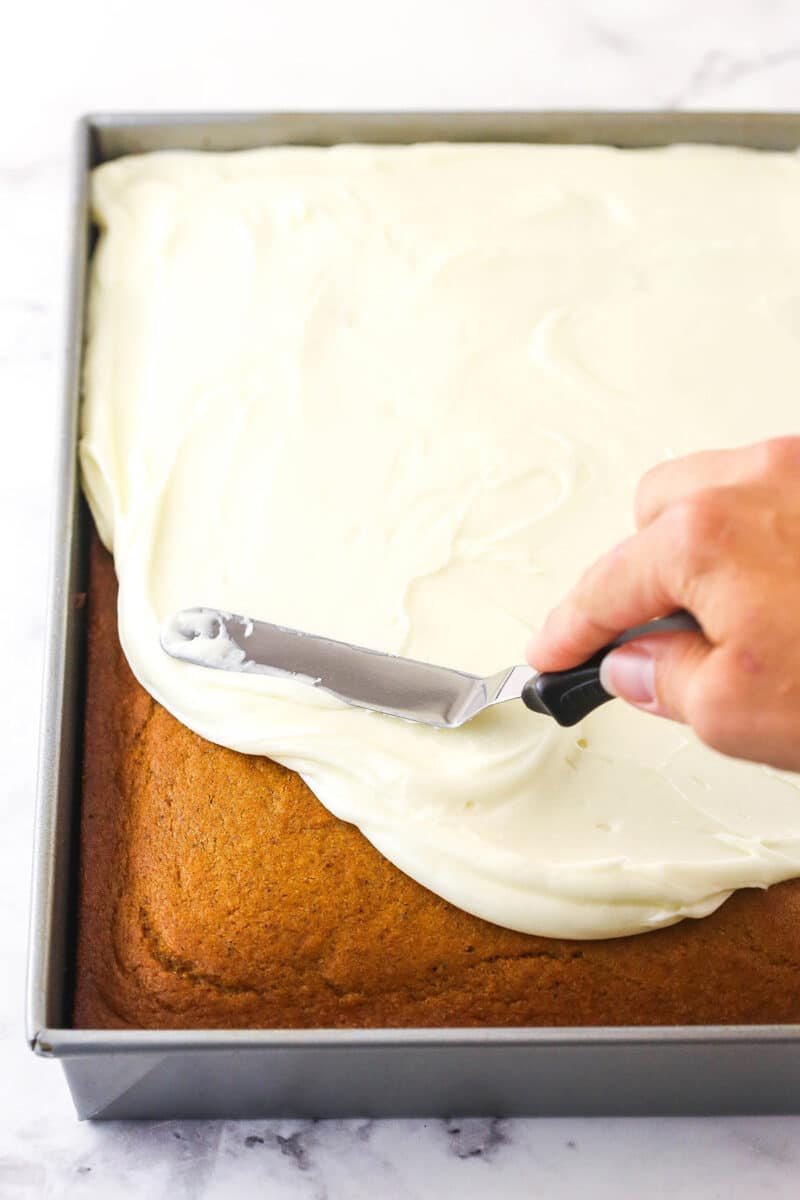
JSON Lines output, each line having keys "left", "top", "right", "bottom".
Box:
{"left": 81, "top": 142, "right": 800, "bottom": 939}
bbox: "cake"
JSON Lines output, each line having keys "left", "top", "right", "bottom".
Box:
{"left": 74, "top": 143, "right": 800, "bottom": 1028}
{"left": 73, "top": 535, "right": 800, "bottom": 1028}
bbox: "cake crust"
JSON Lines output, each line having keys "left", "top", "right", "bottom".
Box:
{"left": 73, "top": 535, "right": 800, "bottom": 1029}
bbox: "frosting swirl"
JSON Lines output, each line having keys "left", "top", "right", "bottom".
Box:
{"left": 81, "top": 143, "right": 800, "bottom": 938}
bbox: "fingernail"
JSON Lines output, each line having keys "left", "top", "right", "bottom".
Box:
{"left": 599, "top": 649, "right": 656, "bottom": 707}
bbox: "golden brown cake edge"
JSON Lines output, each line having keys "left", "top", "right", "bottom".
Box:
{"left": 72, "top": 533, "right": 800, "bottom": 1029}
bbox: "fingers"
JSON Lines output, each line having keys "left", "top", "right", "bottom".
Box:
{"left": 525, "top": 436, "right": 800, "bottom": 769}
{"left": 602, "top": 634, "right": 800, "bottom": 771}
{"left": 598, "top": 631, "right": 713, "bottom": 723}
{"left": 527, "top": 506, "right": 704, "bottom": 672}
{"left": 635, "top": 448, "right": 749, "bottom": 528}
{"left": 635, "top": 437, "right": 800, "bottom": 528}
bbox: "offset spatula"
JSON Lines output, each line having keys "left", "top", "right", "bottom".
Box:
{"left": 161, "top": 607, "right": 699, "bottom": 729}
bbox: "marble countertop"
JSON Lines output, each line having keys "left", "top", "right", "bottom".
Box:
{"left": 5, "top": 0, "right": 800, "bottom": 1194}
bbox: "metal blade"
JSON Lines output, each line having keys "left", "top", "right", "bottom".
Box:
{"left": 161, "top": 607, "right": 537, "bottom": 728}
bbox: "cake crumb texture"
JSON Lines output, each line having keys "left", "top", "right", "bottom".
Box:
{"left": 73, "top": 535, "right": 800, "bottom": 1029}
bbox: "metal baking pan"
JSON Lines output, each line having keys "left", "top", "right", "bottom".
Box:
{"left": 27, "top": 111, "right": 800, "bottom": 1120}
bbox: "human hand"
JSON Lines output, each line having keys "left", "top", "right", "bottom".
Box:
{"left": 526, "top": 438, "right": 800, "bottom": 770}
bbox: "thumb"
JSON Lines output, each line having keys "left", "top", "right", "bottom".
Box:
{"left": 598, "top": 632, "right": 713, "bottom": 722}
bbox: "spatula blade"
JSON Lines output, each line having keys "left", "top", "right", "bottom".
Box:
{"left": 161, "top": 607, "right": 511, "bottom": 728}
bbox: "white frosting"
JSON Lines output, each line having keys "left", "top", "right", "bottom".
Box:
{"left": 161, "top": 609, "right": 249, "bottom": 671}
{"left": 80, "top": 143, "right": 800, "bottom": 939}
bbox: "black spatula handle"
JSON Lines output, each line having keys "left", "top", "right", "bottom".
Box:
{"left": 521, "top": 610, "right": 701, "bottom": 728}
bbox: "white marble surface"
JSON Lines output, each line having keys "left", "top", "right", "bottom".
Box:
{"left": 5, "top": 0, "right": 800, "bottom": 1194}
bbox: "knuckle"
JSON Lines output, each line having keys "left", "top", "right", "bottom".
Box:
{"left": 634, "top": 464, "right": 664, "bottom": 524}
{"left": 685, "top": 661, "right": 741, "bottom": 753}
{"left": 689, "top": 700, "right": 735, "bottom": 754}
{"left": 667, "top": 491, "right": 726, "bottom": 556}
{"left": 756, "top": 436, "right": 800, "bottom": 477}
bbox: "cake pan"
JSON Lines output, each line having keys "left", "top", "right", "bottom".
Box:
{"left": 27, "top": 110, "right": 800, "bottom": 1120}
